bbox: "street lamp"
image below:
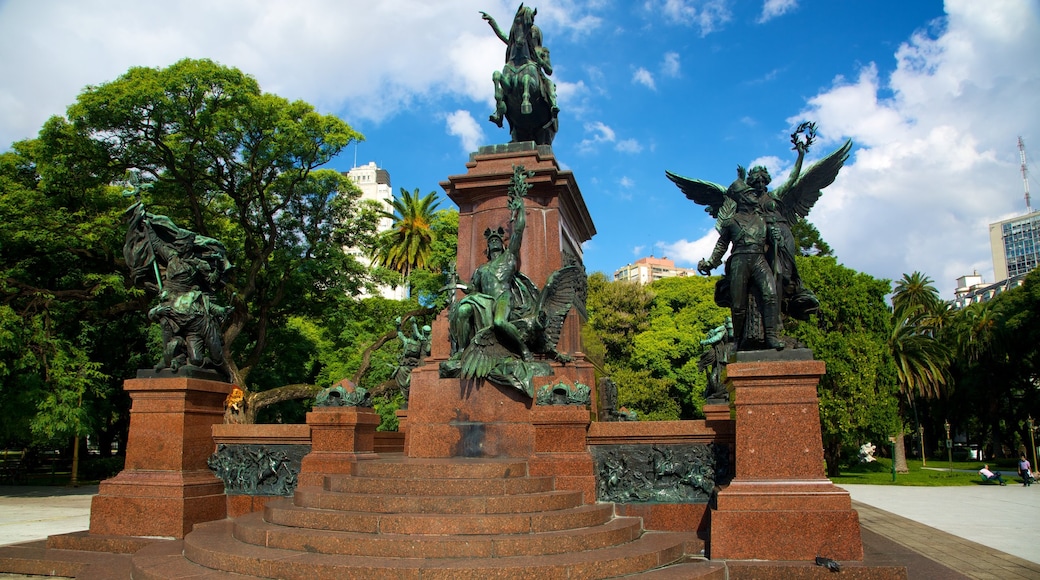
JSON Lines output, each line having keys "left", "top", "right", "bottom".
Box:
{"left": 944, "top": 419, "right": 952, "bottom": 471}
{"left": 1029, "top": 415, "right": 1037, "bottom": 477}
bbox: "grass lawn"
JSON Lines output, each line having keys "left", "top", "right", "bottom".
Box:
{"left": 830, "top": 458, "right": 1015, "bottom": 486}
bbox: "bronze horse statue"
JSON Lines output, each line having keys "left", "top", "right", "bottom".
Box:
{"left": 482, "top": 5, "right": 559, "bottom": 146}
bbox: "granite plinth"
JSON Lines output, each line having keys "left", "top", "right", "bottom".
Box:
{"left": 89, "top": 470, "right": 226, "bottom": 538}
{"left": 710, "top": 357, "right": 864, "bottom": 561}
{"left": 298, "top": 407, "right": 380, "bottom": 486}
{"left": 405, "top": 367, "right": 536, "bottom": 458}
{"left": 88, "top": 375, "right": 232, "bottom": 539}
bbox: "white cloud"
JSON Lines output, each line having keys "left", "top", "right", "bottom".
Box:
{"left": 579, "top": 121, "right": 617, "bottom": 153}
{"left": 646, "top": 0, "right": 732, "bottom": 36}
{"left": 620, "top": 176, "right": 636, "bottom": 188}
{"left": 758, "top": 0, "right": 798, "bottom": 24}
{"left": 616, "top": 139, "right": 644, "bottom": 154}
{"left": 633, "top": 67, "right": 656, "bottom": 90}
{"left": 444, "top": 110, "right": 485, "bottom": 154}
{"left": 792, "top": 0, "right": 1040, "bottom": 295}
{"left": 0, "top": 0, "right": 620, "bottom": 148}
{"left": 662, "top": 52, "right": 681, "bottom": 78}
{"left": 657, "top": 232, "right": 721, "bottom": 268}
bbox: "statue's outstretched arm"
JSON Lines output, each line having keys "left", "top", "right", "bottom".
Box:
{"left": 480, "top": 12, "right": 508, "bottom": 43}
{"left": 508, "top": 194, "right": 526, "bottom": 254}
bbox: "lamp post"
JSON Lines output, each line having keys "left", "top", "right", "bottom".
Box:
{"left": 1029, "top": 415, "right": 1037, "bottom": 477}
{"left": 944, "top": 419, "right": 952, "bottom": 472}
{"left": 919, "top": 424, "right": 926, "bottom": 467}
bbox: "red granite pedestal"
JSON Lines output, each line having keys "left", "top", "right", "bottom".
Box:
{"left": 710, "top": 356, "right": 864, "bottom": 561}
{"left": 88, "top": 376, "right": 232, "bottom": 539}
{"left": 404, "top": 143, "right": 598, "bottom": 464}
{"left": 297, "top": 406, "right": 380, "bottom": 486}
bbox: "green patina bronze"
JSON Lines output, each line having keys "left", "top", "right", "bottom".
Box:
{"left": 122, "top": 179, "right": 233, "bottom": 378}
{"left": 391, "top": 317, "right": 431, "bottom": 403}
{"left": 667, "top": 123, "right": 852, "bottom": 352}
{"left": 314, "top": 384, "right": 371, "bottom": 408}
{"left": 441, "top": 165, "right": 586, "bottom": 397}
{"left": 535, "top": 381, "right": 591, "bottom": 406}
{"left": 482, "top": 4, "right": 559, "bottom": 145}
{"left": 697, "top": 316, "right": 733, "bottom": 403}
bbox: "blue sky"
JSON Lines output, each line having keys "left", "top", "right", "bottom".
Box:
{"left": 2, "top": 0, "right": 1039, "bottom": 298}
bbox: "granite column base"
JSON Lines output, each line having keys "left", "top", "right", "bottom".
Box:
{"left": 709, "top": 355, "right": 863, "bottom": 561}
{"left": 88, "top": 375, "right": 232, "bottom": 539}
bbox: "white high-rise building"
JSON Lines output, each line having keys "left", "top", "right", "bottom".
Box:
{"left": 989, "top": 210, "right": 1040, "bottom": 281}
{"left": 345, "top": 162, "right": 407, "bottom": 301}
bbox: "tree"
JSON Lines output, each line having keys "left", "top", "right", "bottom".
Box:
{"left": 888, "top": 272, "right": 951, "bottom": 472}
{"left": 792, "top": 217, "right": 833, "bottom": 257}
{"left": 407, "top": 208, "right": 459, "bottom": 308}
{"left": 59, "top": 58, "right": 374, "bottom": 392}
{"left": 583, "top": 273, "right": 727, "bottom": 420}
{"left": 0, "top": 132, "right": 142, "bottom": 474}
{"left": 376, "top": 188, "right": 442, "bottom": 295}
{"left": 787, "top": 256, "right": 900, "bottom": 476}
{"left": 3, "top": 59, "right": 382, "bottom": 436}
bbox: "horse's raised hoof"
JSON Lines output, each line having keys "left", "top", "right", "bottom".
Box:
{"left": 489, "top": 113, "right": 503, "bottom": 128}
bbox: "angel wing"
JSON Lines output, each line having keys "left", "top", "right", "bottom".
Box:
{"left": 772, "top": 139, "right": 852, "bottom": 222}
{"left": 665, "top": 171, "right": 735, "bottom": 232}
{"left": 532, "top": 264, "right": 586, "bottom": 357}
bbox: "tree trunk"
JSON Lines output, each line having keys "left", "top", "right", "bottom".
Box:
{"left": 894, "top": 431, "right": 909, "bottom": 474}
{"left": 823, "top": 436, "right": 841, "bottom": 478}
{"left": 70, "top": 434, "right": 80, "bottom": 487}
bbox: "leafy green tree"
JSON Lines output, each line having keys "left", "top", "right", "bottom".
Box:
{"left": 583, "top": 273, "right": 726, "bottom": 420}
{"left": 61, "top": 58, "right": 371, "bottom": 390}
{"left": 0, "top": 135, "right": 136, "bottom": 473}
{"left": 3, "top": 58, "right": 383, "bottom": 436}
{"left": 792, "top": 217, "right": 833, "bottom": 257}
{"left": 376, "top": 188, "right": 442, "bottom": 296}
{"left": 787, "top": 256, "right": 900, "bottom": 476}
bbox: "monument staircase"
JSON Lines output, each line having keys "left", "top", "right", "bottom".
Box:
{"left": 130, "top": 455, "right": 724, "bottom": 579}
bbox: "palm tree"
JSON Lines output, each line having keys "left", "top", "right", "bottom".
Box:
{"left": 892, "top": 272, "right": 944, "bottom": 321}
{"left": 950, "top": 301, "right": 1006, "bottom": 457}
{"left": 888, "top": 272, "right": 952, "bottom": 472}
{"left": 376, "top": 188, "right": 441, "bottom": 295}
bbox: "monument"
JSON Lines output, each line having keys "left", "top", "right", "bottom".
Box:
{"left": 0, "top": 9, "right": 911, "bottom": 578}
{"left": 87, "top": 190, "right": 237, "bottom": 539}
{"left": 668, "top": 124, "right": 865, "bottom": 561}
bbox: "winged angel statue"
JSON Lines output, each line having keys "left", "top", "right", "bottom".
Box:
{"left": 666, "top": 123, "right": 851, "bottom": 351}
{"left": 440, "top": 165, "right": 586, "bottom": 397}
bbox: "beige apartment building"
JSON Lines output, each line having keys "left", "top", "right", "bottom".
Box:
{"left": 613, "top": 256, "right": 697, "bottom": 285}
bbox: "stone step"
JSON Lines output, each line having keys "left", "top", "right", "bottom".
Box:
{"left": 232, "top": 510, "right": 644, "bottom": 558}
{"left": 183, "top": 519, "right": 696, "bottom": 579}
{"left": 131, "top": 538, "right": 246, "bottom": 580}
{"left": 323, "top": 472, "right": 556, "bottom": 496}
{"left": 264, "top": 498, "right": 616, "bottom": 535}
{"left": 350, "top": 456, "right": 530, "bottom": 479}
{"left": 294, "top": 485, "right": 584, "bottom": 514}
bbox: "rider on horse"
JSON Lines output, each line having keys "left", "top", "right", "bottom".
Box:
{"left": 482, "top": 5, "right": 559, "bottom": 136}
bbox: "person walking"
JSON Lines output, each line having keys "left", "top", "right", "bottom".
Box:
{"left": 1019, "top": 454, "right": 1033, "bottom": 486}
